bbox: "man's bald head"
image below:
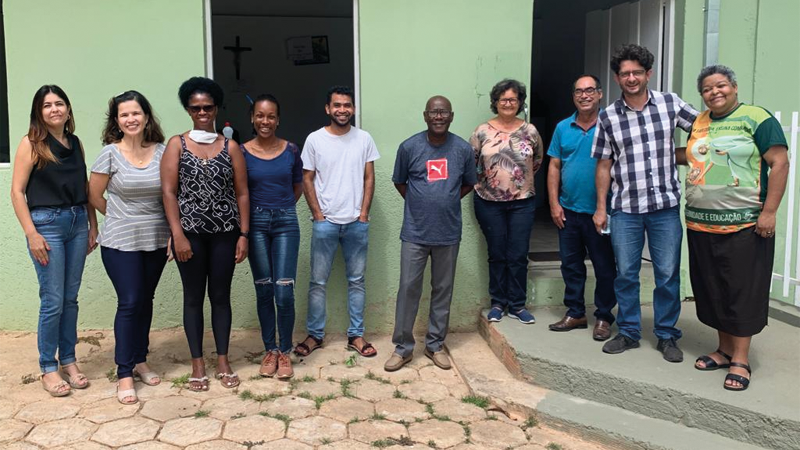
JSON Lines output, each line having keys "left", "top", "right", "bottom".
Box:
{"left": 426, "top": 95, "right": 452, "bottom": 111}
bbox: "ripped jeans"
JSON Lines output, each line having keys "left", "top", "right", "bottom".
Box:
{"left": 248, "top": 206, "right": 300, "bottom": 353}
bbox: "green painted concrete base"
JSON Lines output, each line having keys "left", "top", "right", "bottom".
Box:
{"left": 479, "top": 305, "right": 800, "bottom": 450}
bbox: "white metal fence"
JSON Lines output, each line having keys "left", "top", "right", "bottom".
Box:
{"left": 772, "top": 111, "right": 800, "bottom": 306}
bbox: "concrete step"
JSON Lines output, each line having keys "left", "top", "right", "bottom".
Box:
{"left": 448, "top": 333, "right": 768, "bottom": 450}
{"left": 474, "top": 304, "right": 800, "bottom": 450}
{"left": 528, "top": 263, "right": 656, "bottom": 307}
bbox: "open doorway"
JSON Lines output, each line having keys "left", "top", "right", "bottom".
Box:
{"left": 529, "top": 0, "right": 673, "bottom": 263}
{"left": 209, "top": 0, "right": 355, "bottom": 147}
{"left": 0, "top": 0, "right": 10, "bottom": 164}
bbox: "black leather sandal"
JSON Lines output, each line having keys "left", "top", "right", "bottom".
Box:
{"left": 695, "top": 349, "right": 732, "bottom": 371}
{"left": 347, "top": 336, "right": 377, "bottom": 357}
{"left": 723, "top": 362, "right": 751, "bottom": 392}
{"left": 294, "top": 335, "right": 323, "bottom": 357}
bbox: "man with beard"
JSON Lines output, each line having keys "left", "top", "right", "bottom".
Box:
{"left": 294, "top": 86, "right": 380, "bottom": 359}
{"left": 384, "top": 96, "right": 476, "bottom": 372}
{"left": 591, "top": 44, "right": 698, "bottom": 362}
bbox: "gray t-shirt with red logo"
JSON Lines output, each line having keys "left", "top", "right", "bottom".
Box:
{"left": 392, "top": 131, "right": 477, "bottom": 246}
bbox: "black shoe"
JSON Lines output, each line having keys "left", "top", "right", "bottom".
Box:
{"left": 602, "top": 334, "right": 640, "bottom": 354}
{"left": 657, "top": 338, "right": 684, "bottom": 363}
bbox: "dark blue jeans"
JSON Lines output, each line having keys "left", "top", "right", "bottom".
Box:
{"left": 474, "top": 195, "right": 536, "bottom": 311}
{"left": 101, "top": 246, "right": 168, "bottom": 379}
{"left": 249, "top": 207, "right": 300, "bottom": 354}
{"left": 558, "top": 208, "right": 616, "bottom": 323}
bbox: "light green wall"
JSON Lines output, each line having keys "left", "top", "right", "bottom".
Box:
{"left": 1, "top": 0, "right": 535, "bottom": 331}
{"left": 676, "top": 0, "right": 800, "bottom": 304}
{"left": 356, "top": 0, "right": 534, "bottom": 330}
{"left": 0, "top": 0, "right": 207, "bottom": 330}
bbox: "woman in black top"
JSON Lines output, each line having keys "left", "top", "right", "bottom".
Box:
{"left": 161, "top": 77, "right": 249, "bottom": 391}
{"left": 10, "top": 85, "right": 98, "bottom": 397}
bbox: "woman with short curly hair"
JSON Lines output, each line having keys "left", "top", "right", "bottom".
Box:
{"left": 470, "top": 79, "right": 543, "bottom": 325}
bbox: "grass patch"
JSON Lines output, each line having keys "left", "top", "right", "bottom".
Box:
{"left": 105, "top": 368, "right": 118, "bottom": 382}
{"left": 239, "top": 389, "right": 279, "bottom": 402}
{"left": 314, "top": 394, "right": 336, "bottom": 409}
{"left": 242, "top": 441, "right": 265, "bottom": 449}
{"left": 21, "top": 373, "right": 37, "bottom": 385}
{"left": 428, "top": 440, "right": 439, "bottom": 448}
{"left": 364, "top": 371, "right": 391, "bottom": 384}
{"left": 297, "top": 391, "right": 312, "bottom": 400}
{"left": 260, "top": 412, "right": 292, "bottom": 429}
{"left": 348, "top": 417, "right": 360, "bottom": 424}
{"left": 344, "top": 354, "right": 358, "bottom": 367}
{"left": 194, "top": 410, "right": 210, "bottom": 418}
{"left": 171, "top": 373, "right": 190, "bottom": 388}
{"left": 393, "top": 389, "right": 407, "bottom": 399}
{"left": 372, "top": 436, "right": 414, "bottom": 448}
{"left": 340, "top": 379, "right": 356, "bottom": 397}
{"left": 248, "top": 375, "right": 262, "bottom": 381}
{"left": 371, "top": 413, "right": 387, "bottom": 420}
{"left": 461, "top": 395, "right": 490, "bottom": 409}
{"left": 302, "top": 375, "right": 316, "bottom": 382}
{"left": 320, "top": 437, "right": 332, "bottom": 445}
{"left": 523, "top": 415, "right": 538, "bottom": 429}
{"left": 545, "top": 443, "right": 564, "bottom": 450}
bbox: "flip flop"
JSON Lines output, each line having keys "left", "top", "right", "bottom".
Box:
{"left": 187, "top": 376, "right": 209, "bottom": 392}
{"left": 133, "top": 369, "right": 162, "bottom": 386}
{"left": 695, "top": 349, "right": 732, "bottom": 371}
{"left": 347, "top": 336, "right": 377, "bottom": 358}
{"left": 215, "top": 372, "right": 240, "bottom": 389}
{"left": 294, "top": 335, "right": 323, "bottom": 357}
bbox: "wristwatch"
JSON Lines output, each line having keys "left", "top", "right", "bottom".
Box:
{"left": 240, "top": 231, "right": 249, "bottom": 239}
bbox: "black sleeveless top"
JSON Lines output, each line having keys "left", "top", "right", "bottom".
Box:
{"left": 26, "top": 133, "right": 88, "bottom": 208}
{"left": 177, "top": 135, "right": 240, "bottom": 233}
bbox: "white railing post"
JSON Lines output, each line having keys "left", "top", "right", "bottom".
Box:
{"left": 774, "top": 111, "right": 800, "bottom": 306}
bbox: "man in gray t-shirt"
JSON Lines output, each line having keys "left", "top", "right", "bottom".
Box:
{"left": 384, "top": 96, "right": 477, "bottom": 372}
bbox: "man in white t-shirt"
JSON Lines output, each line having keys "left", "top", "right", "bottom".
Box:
{"left": 294, "top": 85, "right": 380, "bottom": 359}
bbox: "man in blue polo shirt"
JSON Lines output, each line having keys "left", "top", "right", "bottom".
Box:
{"left": 546, "top": 74, "right": 617, "bottom": 341}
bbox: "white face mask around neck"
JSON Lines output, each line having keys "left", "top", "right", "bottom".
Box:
{"left": 188, "top": 130, "right": 218, "bottom": 144}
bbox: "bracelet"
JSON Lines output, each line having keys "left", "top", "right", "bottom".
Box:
{"left": 240, "top": 231, "right": 249, "bottom": 239}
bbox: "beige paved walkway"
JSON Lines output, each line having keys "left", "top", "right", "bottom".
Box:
{"left": 0, "top": 330, "right": 610, "bottom": 449}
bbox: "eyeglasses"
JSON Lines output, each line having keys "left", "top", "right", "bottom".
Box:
{"left": 187, "top": 105, "right": 216, "bottom": 114}
{"left": 618, "top": 69, "right": 647, "bottom": 79}
{"left": 497, "top": 98, "right": 520, "bottom": 105}
{"left": 425, "top": 109, "right": 452, "bottom": 118}
{"left": 573, "top": 87, "right": 600, "bottom": 97}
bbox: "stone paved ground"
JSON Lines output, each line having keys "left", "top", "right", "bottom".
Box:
{"left": 0, "top": 330, "right": 611, "bottom": 449}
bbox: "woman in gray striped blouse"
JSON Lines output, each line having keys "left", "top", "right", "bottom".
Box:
{"left": 88, "top": 91, "right": 170, "bottom": 405}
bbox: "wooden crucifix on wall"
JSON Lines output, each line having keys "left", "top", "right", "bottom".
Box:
{"left": 223, "top": 36, "right": 252, "bottom": 80}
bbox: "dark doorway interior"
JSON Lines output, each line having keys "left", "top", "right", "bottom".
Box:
{"left": 1, "top": 0, "right": 10, "bottom": 163}
{"left": 210, "top": 0, "right": 354, "bottom": 148}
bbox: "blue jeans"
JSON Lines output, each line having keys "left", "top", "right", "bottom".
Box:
{"left": 249, "top": 207, "right": 300, "bottom": 354}
{"left": 28, "top": 206, "right": 89, "bottom": 374}
{"left": 473, "top": 195, "right": 536, "bottom": 311}
{"left": 610, "top": 206, "right": 682, "bottom": 342}
{"left": 558, "top": 208, "right": 617, "bottom": 323}
{"left": 307, "top": 219, "right": 370, "bottom": 340}
{"left": 101, "top": 247, "right": 167, "bottom": 379}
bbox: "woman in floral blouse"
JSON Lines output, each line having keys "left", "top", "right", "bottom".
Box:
{"left": 471, "top": 79, "right": 543, "bottom": 325}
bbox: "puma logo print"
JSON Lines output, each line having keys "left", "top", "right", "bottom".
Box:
{"left": 426, "top": 158, "right": 448, "bottom": 181}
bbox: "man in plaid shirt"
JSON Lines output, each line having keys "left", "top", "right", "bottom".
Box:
{"left": 591, "top": 44, "right": 698, "bottom": 363}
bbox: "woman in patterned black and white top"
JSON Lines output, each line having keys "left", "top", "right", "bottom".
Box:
{"left": 89, "top": 91, "right": 169, "bottom": 404}
{"left": 161, "top": 77, "right": 249, "bottom": 392}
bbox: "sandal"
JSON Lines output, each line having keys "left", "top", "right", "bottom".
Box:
{"left": 347, "top": 336, "right": 377, "bottom": 358}
{"left": 42, "top": 376, "right": 71, "bottom": 397}
{"left": 294, "top": 335, "right": 323, "bottom": 357}
{"left": 187, "top": 376, "right": 209, "bottom": 392}
{"left": 215, "top": 372, "right": 240, "bottom": 389}
{"left": 117, "top": 384, "right": 138, "bottom": 405}
{"left": 724, "top": 362, "right": 751, "bottom": 392}
{"left": 133, "top": 368, "right": 162, "bottom": 386}
{"left": 61, "top": 364, "right": 90, "bottom": 389}
{"left": 695, "top": 349, "right": 732, "bottom": 371}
